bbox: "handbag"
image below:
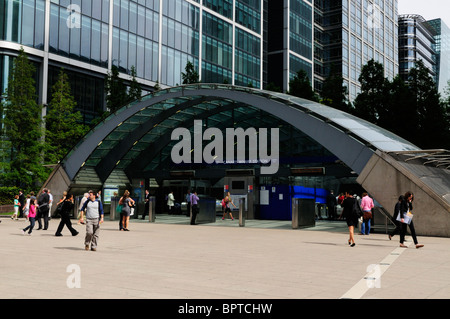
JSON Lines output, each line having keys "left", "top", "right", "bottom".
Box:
{"left": 352, "top": 199, "right": 363, "bottom": 218}
{"left": 116, "top": 204, "right": 123, "bottom": 213}
{"left": 54, "top": 202, "right": 63, "bottom": 216}
{"left": 363, "top": 211, "right": 372, "bottom": 220}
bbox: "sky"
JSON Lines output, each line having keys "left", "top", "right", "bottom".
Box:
{"left": 398, "top": 0, "right": 450, "bottom": 26}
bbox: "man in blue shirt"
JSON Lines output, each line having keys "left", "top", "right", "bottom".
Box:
{"left": 80, "top": 190, "right": 104, "bottom": 251}
{"left": 189, "top": 191, "right": 199, "bottom": 225}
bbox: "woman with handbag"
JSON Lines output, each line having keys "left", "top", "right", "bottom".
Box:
{"left": 360, "top": 193, "right": 374, "bottom": 235}
{"left": 399, "top": 192, "right": 424, "bottom": 249}
{"left": 339, "top": 192, "right": 359, "bottom": 247}
{"left": 55, "top": 194, "right": 79, "bottom": 237}
{"left": 119, "top": 190, "right": 135, "bottom": 231}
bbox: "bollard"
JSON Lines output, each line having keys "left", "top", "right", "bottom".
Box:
{"left": 110, "top": 197, "right": 119, "bottom": 221}
{"left": 148, "top": 196, "right": 156, "bottom": 222}
{"left": 239, "top": 198, "right": 246, "bottom": 227}
{"left": 292, "top": 198, "right": 299, "bottom": 229}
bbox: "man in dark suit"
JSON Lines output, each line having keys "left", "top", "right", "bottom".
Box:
{"left": 326, "top": 190, "right": 337, "bottom": 220}
{"left": 36, "top": 188, "right": 50, "bottom": 230}
{"left": 141, "top": 189, "right": 150, "bottom": 220}
{"left": 18, "top": 190, "right": 25, "bottom": 218}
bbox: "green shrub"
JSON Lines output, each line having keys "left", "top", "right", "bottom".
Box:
{"left": 0, "top": 186, "right": 22, "bottom": 206}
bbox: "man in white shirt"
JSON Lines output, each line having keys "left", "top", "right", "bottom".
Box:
{"left": 48, "top": 190, "right": 53, "bottom": 218}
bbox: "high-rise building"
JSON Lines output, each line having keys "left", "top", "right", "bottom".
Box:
{"left": 427, "top": 18, "right": 450, "bottom": 95}
{"left": 267, "top": 0, "right": 314, "bottom": 92}
{"left": 0, "top": 0, "right": 407, "bottom": 117}
{"left": 398, "top": 14, "right": 437, "bottom": 84}
{"left": 0, "top": 0, "right": 264, "bottom": 124}
{"left": 314, "top": 0, "right": 399, "bottom": 101}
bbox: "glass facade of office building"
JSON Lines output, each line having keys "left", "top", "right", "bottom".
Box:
{"left": 0, "top": 0, "right": 263, "bottom": 123}
{"left": 315, "top": 0, "right": 398, "bottom": 101}
{"left": 398, "top": 15, "right": 437, "bottom": 85}
{"left": 267, "top": 0, "right": 314, "bottom": 92}
{"left": 427, "top": 18, "right": 450, "bottom": 95}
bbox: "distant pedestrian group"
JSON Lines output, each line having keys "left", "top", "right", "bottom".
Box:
{"left": 337, "top": 189, "right": 423, "bottom": 249}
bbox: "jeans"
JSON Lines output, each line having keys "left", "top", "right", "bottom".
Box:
{"left": 23, "top": 217, "right": 35, "bottom": 234}
{"left": 361, "top": 218, "right": 371, "bottom": 235}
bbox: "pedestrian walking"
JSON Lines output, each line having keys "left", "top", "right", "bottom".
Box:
{"left": 78, "top": 193, "right": 89, "bottom": 224}
{"left": 18, "top": 190, "right": 25, "bottom": 218}
{"left": 36, "top": 188, "right": 50, "bottom": 230}
{"left": 221, "top": 193, "right": 236, "bottom": 220}
{"left": 388, "top": 195, "right": 404, "bottom": 240}
{"left": 399, "top": 191, "right": 424, "bottom": 249}
{"left": 185, "top": 189, "right": 191, "bottom": 217}
{"left": 22, "top": 198, "right": 37, "bottom": 235}
{"left": 119, "top": 190, "right": 135, "bottom": 231}
{"left": 326, "top": 190, "right": 337, "bottom": 220}
{"left": 80, "top": 190, "right": 104, "bottom": 251}
{"left": 360, "top": 192, "right": 374, "bottom": 235}
{"left": 190, "top": 191, "right": 199, "bottom": 225}
{"left": 339, "top": 192, "right": 360, "bottom": 247}
{"left": 11, "top": 195, "right": 20, "bottom": 220}
{"left": 167, "top": 191, "right": 175, "bottom": 214}
{"left": 23, "top": 194, "right": 31, "bottom": 221}
{"left": 48, "top": 189, "right": 53, "bottom": 218}
{"left": 54, "top": 194, "right": 79, "bottom": 237}
{"left": 142, "top": 189, "right": 150, "bottom": 220}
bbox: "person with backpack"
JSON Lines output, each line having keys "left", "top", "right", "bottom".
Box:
{"left": 221, "top": 192, "right": 237, "bottom": 220}
{"left": 339, "top": 192, "right": 360, "bottom": 247}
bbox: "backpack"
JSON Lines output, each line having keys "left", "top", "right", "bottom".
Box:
{"left": 221, "top": 199, "right": 227, "bottom": 208}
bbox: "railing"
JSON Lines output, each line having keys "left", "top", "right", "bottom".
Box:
{"left": 372, "top": 206, "right": 396, "bottom": 234}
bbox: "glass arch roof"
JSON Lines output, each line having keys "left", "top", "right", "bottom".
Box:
{"left": 61, "top": 84, "right": 420, "bottom": 184}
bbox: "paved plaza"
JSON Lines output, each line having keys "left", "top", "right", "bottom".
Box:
{"left": 1, "top": 214, "right": 450, "bottom": 300}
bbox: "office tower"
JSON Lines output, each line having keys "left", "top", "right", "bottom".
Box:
{"left": 0, "top": 0, "right": 264, "bottom": 123}
{"left": 267, "top": 0, "right": 314, "bottom": 92}
{"left": 398, "top": 14, "right": 437, "bottom": 85}
{"left": 315, "top": 0, "right": 398, "bottom": 101}
{"left": 427, "top": 18, "right": 450, "bottom": 95}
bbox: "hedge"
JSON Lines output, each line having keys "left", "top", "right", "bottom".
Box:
{"left": 0, "top": 187, "right": 26, "bottom": 206}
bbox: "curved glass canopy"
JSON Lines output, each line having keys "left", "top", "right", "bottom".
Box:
{"left": 61, "top": 84, "right": 420, "bottom": 185}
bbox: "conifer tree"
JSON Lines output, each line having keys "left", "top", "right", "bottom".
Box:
{"left": 181, "top": 61, "right": 199, "bottom": 84}
{"left": 3, "top": 47, "right": 44, "bottom": 187}
{"left": 128, "top": 66, "right": 142, "bottom": 102}
{"left": 45, "top": 68, "right": 88, "bottom": 164}
{"left": 105, "top": 65, "right": 128, "bottom": 113}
